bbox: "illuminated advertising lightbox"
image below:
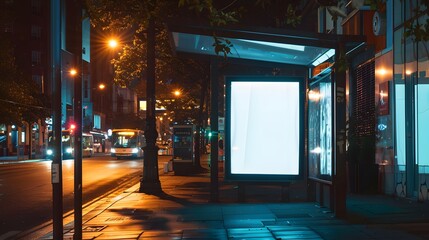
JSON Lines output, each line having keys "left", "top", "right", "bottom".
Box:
{"left": 225, "top": 76, "right": 304, "bottom": 181}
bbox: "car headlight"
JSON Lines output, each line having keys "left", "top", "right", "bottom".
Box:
{"left": 66, "top": 148, "right": 73, "bottom": 153}
{"left": 47, "top": 149, "right": 53, "bottom": 155}
{"left": 132, "top": 148, "right": 138, "bottom": 153}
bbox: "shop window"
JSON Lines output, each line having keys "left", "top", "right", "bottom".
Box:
{"left": 405, "top": 0, "right": 418, "bottom": 22}
{"left": 416, "top": 39, "right": 429, "bottom": 172}
{"left": 349, "top": 60, "right": 376, "bottom": 167}
{"left": 393, "top": 0, "right": 403, "bottom": 28}
{"left": 393, "top": 28, "right": 406, "bottom": 171}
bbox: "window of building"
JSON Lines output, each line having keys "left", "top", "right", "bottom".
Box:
{"left": 1, "top": 23, "right": 13, "bottom": 33}
{"left": 393, "top": 26, "right": 407, "bottom": 197}
{"left": 32, "top": 75, "right": 43, "bottom": 91}
{"left": 31, "top": 25, "right": 41, "bottom": 40}
{"left": 415, "top": 20, "right": 429, "bottom": 173}
{"left": 93, "top": 114, "right": 101, "bottom": 129}
{"left": 393, "top": 0, "right": 404, "bottom": 28}
{"left": 405, "top": 0, "right": 418, "bottom": 22}
{"left": 31, "top": 0, "right": 41, "bottom": 16}
{"left": 31, "top": 51, "right": 41, "bottom": 66}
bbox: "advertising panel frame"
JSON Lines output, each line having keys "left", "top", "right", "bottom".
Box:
{"left": 225, "top": 76, "right": 305, "bottom": 182}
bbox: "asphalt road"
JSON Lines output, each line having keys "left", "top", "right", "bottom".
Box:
{"left": 0, "top": 154, "right": 165, "bottom": 237}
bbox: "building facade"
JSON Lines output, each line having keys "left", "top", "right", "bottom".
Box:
{"left": 316, "top": 0, "right": 429, "bottom": 202}
{"left": 0, "top": 0, "right": 51, "bottom": 157}
{"left": 0, "top": 0, "right": 142, "bottom": 157}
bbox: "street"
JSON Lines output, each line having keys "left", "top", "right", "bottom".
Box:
{"left": 0, "top": 154, "right": 170, "bottom": 238}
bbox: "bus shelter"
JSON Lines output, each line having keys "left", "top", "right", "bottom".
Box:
{"left": 169, "top": 24, "right": 365, "bottom": 217}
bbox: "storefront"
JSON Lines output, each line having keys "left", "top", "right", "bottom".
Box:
{"left": 384, "top": 0, "right": 429, "bottom": 201}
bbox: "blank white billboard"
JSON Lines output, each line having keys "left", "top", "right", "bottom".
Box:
{"left": 228, "top": 79, "right": 301, "bottom": 177}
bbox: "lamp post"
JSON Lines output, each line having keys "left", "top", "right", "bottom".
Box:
{"left": 72, "top": 2, "right": 83, "bottom": 238}
{"left": 51, "top": 2, "right": 62, "bottom": 237}
{"left": 72, "top": 63, "right": 83, "bottom": 240}
{"left": 98, "top": 83, "right": 106, "bottom": 113}
{"left": 104, "top": 38, "right": 120, "bottom": 130}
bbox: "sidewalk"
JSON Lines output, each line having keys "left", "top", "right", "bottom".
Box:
{"left": 0, "top": 154, "right": 47, "bottom": 164}
{"left": 20, "top": 156, "right": 429, "bottom": 239}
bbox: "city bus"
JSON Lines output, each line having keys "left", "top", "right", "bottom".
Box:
{"left": 90, "top": 130, "right": 107, "bottom": 153}
{"left": 46, "top": 130, "right": 94, "bottom": 159}
{"left": 110, "top": 129, "right": 145, "bottom": 159}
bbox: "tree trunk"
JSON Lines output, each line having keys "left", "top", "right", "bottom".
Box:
{"left": 140, "top": 17, "right": 162, "bottom": 194}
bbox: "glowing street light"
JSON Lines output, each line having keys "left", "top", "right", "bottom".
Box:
{"left": 70, "top": 68, "right": 77, "bottom": 76}
{"left": 98, "top": 83, "right": 106, "bottom": 90}
{"left": 173, "top": 90, "right": 181, "bottom": 97}
{"left": 108, "top": 38, "right": 118, "bottom": 49}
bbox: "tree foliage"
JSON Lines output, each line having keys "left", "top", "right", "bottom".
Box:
{"left": 404, "top": 1, "right": 429, "bottom": 41}
{"left": 85, "top": 0, "right": 235, "bottom": 123}
{"left": 85, "top": 0, "right": 309, "bottom": 122}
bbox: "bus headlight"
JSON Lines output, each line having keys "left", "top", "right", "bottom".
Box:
{"left": 66, "top": 148, "right": 73, "bottom": 154}
{"left": 47, "top": 149, "right": 53, "bottom": 155}
{"left": 111, "top": 149, "right": 116, "bottom": 153}
{"left": 132, "top": 148, "right": 138, "bottom": 153}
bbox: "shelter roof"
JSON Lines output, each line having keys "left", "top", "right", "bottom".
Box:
{"left": 168, "top": 24, "right": 365, "bottom": 67}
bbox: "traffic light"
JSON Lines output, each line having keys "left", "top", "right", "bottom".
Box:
{"left": 69, "top": 123, "right": 76, "bottom": 133}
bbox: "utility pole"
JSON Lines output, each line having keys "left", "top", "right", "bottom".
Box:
{"left": 51, "top": 0, "right": 63, "bottom": 238}
{"left": 72, "top": 0, "right": 83, "bottom": 238}
{"left": 139, "top": 16, "right": 162, "bottom": 194}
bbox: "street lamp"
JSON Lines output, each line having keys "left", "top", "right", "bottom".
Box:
{"left": 173, "top": 90, "right": 182, "bottom": 97}
{"left": 70, "top": 68, "right": 77, "bottom": 76}
{"left": 96, "top": 83, "right": 106, "bottom": 114}
{"left": 103, "top": 37, "right": 121, "bottom": 130}
{"left": 108, "top": 38, "right": 118, "bottom": 49}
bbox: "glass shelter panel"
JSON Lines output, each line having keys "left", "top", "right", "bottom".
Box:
{"left": 308, "top": 76, "right": 332, "bottom": 181}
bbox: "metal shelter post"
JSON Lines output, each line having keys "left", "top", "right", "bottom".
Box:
{"left": 333, "top": 42, "right": 347, "bottom": 218}
{"left": 210, "top": 58, "right": 219, "bottom": 202}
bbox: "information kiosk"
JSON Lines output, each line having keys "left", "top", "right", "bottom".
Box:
{"left": 172, "top": 125, "right": 195, "bottom": 175}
